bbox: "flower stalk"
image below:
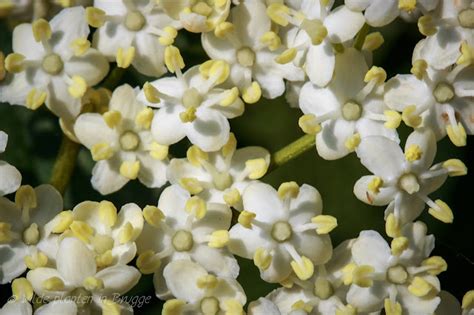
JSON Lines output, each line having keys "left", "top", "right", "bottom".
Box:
{"left": 269, "top": 134, "right": 315, "bottom": 171}
{"left": 49, "top": 134, "right": 80, "bottom": 195}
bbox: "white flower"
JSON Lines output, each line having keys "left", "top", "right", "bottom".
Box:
{"left": 135, "top": 185, "right": 239, "bottom": 299}
{"left": 90, "top": 0, "right": 178, "bottom": 77}
{"left": 271, "top": 0, "right": 365, "bottom": 87}
{"left": 0, "top": 7, "right": 109, "bottom": 121}
{"left": 167, "top": 134, "right": 270, "bottom": 210}
{"left": 74, "top": 84, "right": 168, "bottom": 195}
{"left": 344, "top": 224, "right": 445, "bottom": 314}
{"left": 299, "top": 48, "right": 399, "bottom": 160}
{"left": 354, "top": 128, "right": 466, "bottom": 225}
{"left": 201, "top": 0, "right": 304, "bottom": 102}
{"left": 27, "top": 237, "right": 139, "bottom": 313}
{"left": 385, "top": 45, "right": 474, "bottom": 147}
{"left": 463, "top": 290, "right": 474, "bottom": 315}
{"left": 346, "top": 0, "right": 440, "bottom": 27}
{"left": 139, "top": 62, "right": 245, "bottom": 152}
{"left": 162, "top": 259, "right": 246, "bottom": 315}
{"left": 229, "top": 182, "right": 334, "bottom": 283}
{"left": 0, "top": 185, "right": 62, "bottom": 284}
{"left": 0, "top": 130, "right": 21, "bottom": 196}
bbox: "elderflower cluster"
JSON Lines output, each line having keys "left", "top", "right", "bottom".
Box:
{"left": 0, "top": 0, "right": 472, "bottom": 314}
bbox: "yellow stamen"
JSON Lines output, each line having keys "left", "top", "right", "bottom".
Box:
{"left": 260, "top": 31, "right": 281, "bottom": 51}
{"left": 238, "top": 210, "right": 256, "bottom": 229}
{"left": 428, "top": 199, "right": 453, "bottom": 223}
{"left": 119, "top": 160, "right": 140, "bottom": 179}
{"left": 12, "top": 278, "right": 33, "bottom": 301}
{"left": 442, "top": 159, "right": 468, "bottom": 176}
{"left": 164, "top": 45, "right": 185, "bottom": 73}
{"left": 410, "top": 59, "right": 427, "bottom": 79}
{"left": 135, "top": 107, "right": 154, "bottom": 130}
{"left": 70, "top": 38, "right": 91, "bottom": 56}
{"left": 405, "top": 144, "right": 423, "bottom": 162}
{"left": 422, "top": 256, "right": 447, "bottom": 276}
{"left": 253, "top": 247, "right": 272, "bottom": 271}
{"left": 143, "top": 205, "right": 164, "bottom": 228}
{"left": 150, "top": 142, "right": 169, "bottom": 160}
{"left": 298, "top": 114, "right": 321, "bottom": 135}
{"left": 4, "top": 53, "right": 25, "bottom": 73}
{"left": 185, "top": 196, "right": 207, "bottom": 219}
{"left": 408, "top": 276, "right": 433, "bottom": 297}
{"left": 311, "top": 215, "right": 338, "bottom": 234}
{"left": 91, "top": 143, "right": 114, "bottom": 161}
{"left": 143, "top": 82, "right": 161, "bottom": 103}
{"left": 391, "top": 236, "right": 409, "bottom": 256}
{"left": 116, "top": 47, "right": 136, "bottom": 69}
{"left": 26, "top": 88, "right": 47, "bottom": 110}
{"left": 98, "top": 200, "right": 117, "bottom": 227}
{"left": 291, "top": 256, "right": 314, "bottom": 280}
{"left": 364, "top": 66, "right": 387, "bottom": 84}
{"left": 242, "top": 81, "right": 262, "bottom": 104}
{"left": 362, "top": 32, "right": 384, "bottom": 52}
{"left": 68, "top": 75, "right": 87, "bottom": 98}
{"left": 158, "top": 26, "right": 178, "bottom": 46}
{"left": 402, "top": 105, "right": 422, "bottom": 128}
{"left": 85, "top": 7, "right": 106, "bottom": 28}
{"left": 245, "top": 158, "right": 268, "bottom": 179}
{"left": 446, "top": 123, "right": 467, "bottom": 147}
{"left": 103, "top": 110, "right": 122, "bottom": 129}
{"left": 32, "top": 19, "right": 52, "bottom": 42}
{"left": 136, "top": 250, "right": 161, "bottom": 274}
{"left": 278, "top": 181, "right": 299, "bottom": 199}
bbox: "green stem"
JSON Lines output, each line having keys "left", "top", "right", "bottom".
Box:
{"left": 354, "top": 23, "right": 370, "bottom": 51}
{"left": 49, "top": 135, "right": 80, "bottom": 195}
{"left": 269, "top": 134, "right": 316, "bottom": 171}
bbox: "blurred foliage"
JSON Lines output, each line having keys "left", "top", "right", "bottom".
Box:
{"left": 0, "top": 12, "right": 472, "bottom": 314}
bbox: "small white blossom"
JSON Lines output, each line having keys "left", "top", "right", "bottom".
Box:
{"left": 74, "top": 84, "right": 168, "bottom": 195}
{"left": 0, "top": 131, "right": 21, "bottom": 196}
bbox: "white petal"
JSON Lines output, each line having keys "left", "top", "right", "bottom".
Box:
{"left": 420, "top": 27, "right": 463, "bottom": 70}
{"left": 201, "top": 33, "right": 237, "bottom": 64}
{"left": 163, "top": 259, "right": 207, "bottom": 303}
{"left": 136, "top": 152, "right": 168, "bottom": 188}
{"left": 109, "top": 84, "right": 144, "bottom": 121}
{"left": 299, "top": 82, "right": 340, "bottom": 116}
{"left": 167, "top": 159, "right": 212, "bottom": 186}
{"left": 228, "top": 224, "right": 271, "bottom": 259}
{"left": 46, "top": 77, "right": 82, "bottom": 121}
{"left": 353, "top": 175, "right": 397, "bottom": 206}
{"left": 50, "top": 7, "right": 90, "bottom": 55}
{"left": 0, "top": 131, "right": 7, "bottom": 153}
{"left": 184, "top": 108, "right": 230, "bottom": 152}
{"left": 36, "top": 300, "right": 77, "bottom": 315}
{"left": 325, "top": 6, "right": 365, "bottom": 43}
{"left": 453, "top": 66, "right": 474, "bottom": 97}
{"left": 305, "top": 40, "right": 335, "bottom": 87}
{"left": 243, "top": 182, "right": 286, "bottom": 222}
{"left": 57, "top": 237, "right": 96, "bottom": 286}
{"left": 192, "top": 203, "right": 232, "bottom": 236}
{"left": 254, "top": 68, "right": 286, "bottom": 99}
{"left": 230, "top": 146, "right": 270, "bottom": 178}
{"left": 94, "top": 0, "right": 128, "bottom": 15}
{"left": 64, "top": 49, "right": 109, "bottom": 86}
{"left": 0, "top": 300, "right": 31, "bottom": 315}
{"left": 316, "top": 118, "right": 356, "bottom": 160}
{"left": 364, "top": 0, "right": 398, "bottom": 27}
{"left": 12, "top": 24, "right": 44, "bottom": 59}
{"left": 74, "top": 113, "right": 117, "bottom": 149}
{"left": 92, "top": 22, "right": 135, "bottom": 60}
{"left": 191, "top": 246, "right": 239, "bottom": 278}
{"left": 288, "top": 184, "right": 323, "bottom": 226}
{"left": 132, "top": 32, "right": 167, "bottom": 77}
{"left": 231, "top": 0, "right": 270, "bottom": 48}
{"left": 356, "top": 117, "right": 399, "bottom": 142}
{"left": 29, "top": 184, "right": 63, "bottom": 226}
{"left": 91, "top": 158, "right": 129, "bottom": 195}
{"left": 397, "top": 283, "right": 441, "bottom": 314}
{"left": 346, "top": 282, "right": 388, "bottom": 312}
{"left": 0, "top": 73, "right": 34, "bottom": 107}
{"left": 151, "top": 104, "right": 186, "bottom": 146}
{"left": 345, "top": 0, "right": 371, "bottom": 11}
{"left": 248, "top": 298, "right": 281, "bottom": 315}
{"left": 0, "top": 161, "right": 21, "bottom": 196}
{"left": 113, "top": 203, "right": 144, "bottom": 241}
{"left": 405, "top": 128, "right": 436, "bottom": 172}
{"left": 0, "top": 242, "right": 28, "bottom": 284}
{"left": 158, "top": 185, "right": 190, "bottom": 228}
{"left": 331, "top": 47, "right": 368, "bottom": 99}
{"left": 260, "top": 245, "right": 292, "bottom": 283}
{"left": 95, "top": 265, "right": 141, "bottom": 296}
{"left": 293, "top": 232, "right": 332, "bottom": 265}
{"left": 352, "top": 230, "right": 391, "bottom": 271}
{"left": 384, "top": 74, "right": 432, "bottom": 112}
{"left": 27, "top": 268, "right": 67, "bottom": 299}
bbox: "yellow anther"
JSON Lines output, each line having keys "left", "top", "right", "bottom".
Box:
{"left": 292, "top": 300, "right": 313, "bottom": 313}
{"left": 275, "top": 48, "right": 297, "bottom": 64}
{"left": 457, "top": 42, "right": 474, "bottom": 65}
{"left": 159, "top": 26, "right": 178, "bottom": 46}
{"left": 398, "top": 0, "right": 416, "bottom": 12}
{"left": 91, "top": 143, "right": 114, "bottom": 161}
{"left": 344, "top": 133, "right": 361, "bottom": 151}
{"left": 68, "top": 75, "right": 87, "bottom": 98}
{"left": 342, "top": 263, "right": 357, "bottom": 285}
{"left": 335, "top": 305, "right": 357, "bottom": 315}
{"left": 405, "top": 144, "right": 423, "bottom": 162}
{"left": 70, "top": 38, "right": 90, "bottom": 56}
{"left": 362, "top": 32, "right": 384, "bottom": 52}
{"left": 428, "top": 199, "right": 453, "bottom": 223}
{"left": 42, "top": 277, "right": 65, "bottom": 291}
{"left": 300, "top": 19, "right": 328, "bottom": 45}
{"left": 208, "top": 230, "right": 229, "bottom": 248}
{"left": 208, "top": 60, "right": 230, "bottom": 85}
{"left": 120, "top": 160, "right": 140, "bottom": 179}
{"left": 384, "top": 299, "right": 402, "bottom": 315}
{"left": 219, "top": 87, "right": 239, "bottom": 107}
{"left": 197, "top": 275, "right": 218, "bottom": 289}
{"left": 311, "top": 215, "right": 338, "bottom": 234}
{"left": 214, "top": 21, "right": 235, "bottom": 38}
{"left": 299, "top": 114, "right": 322, "bottom": 135}
{"left": 223, "top": 299, "right": 244, "bottom": 315}
{"left": 85, "top": 7, "right": 106, "bottom": 28}
{"left": 119, "top": 222, "right": 134, "bottom": 244}
{"left": 446, "top": 123, "right": 467, "bottom": 147}
{"left": 418, "top": 15, "right": 436, "bottom": 36}
{"left": 83, "top": 276, "right": 104, "bottom": 291}
{"left": 238, "top": 211, "right": 256, "bottom": 229}
{"left": 245, "top": 158, "right": 268, "bottom": 179}
{"left": 442, "top": 159, "right": 467, "bottom": 176}
{"left": 278, "top": 181, "right": 299, "bottom": 199}
{"left": 242, "top": 81, "right": 262, "bottom": 104}
{"left": 92, "top": 234, "right": 114, "bottom": 254}
{"left": 98, "top": 200, "right": 117, "bottom": 227}
{"left": 102, "top": 299, "right": 121, "bottom": 315}
{"left": 410, "top": 59, "right": 428, "bottom": 80}
{"left": 192, "top": 1, "right": 213, "bottom": 16}
{"left": 32, "top": 19, "right": 52, "bottom": 42}
{"left": 179, "top": 107, "right": 197, "bottom": 123}
{"left": 26, "top": 88, "right": 47, "bottom": 110}
{"left": 408, "top": 276, "right": 433, "bottom": 297}
{"left": 0, "top": 222, "right": 13, "bottom": 243}
{"left": 185, "top": 196, "right": 207, "bottom": 219}
{"left": 50, "top": 211, "right": 73, "bottom": 233}
{"left": 143, "top": 205, "right": 164, "bottom": 228}
{"left": 136, "top": 250, "right": 161, "bottom": 274}
{"left": 291, "top": 256, "right": 314, "bottom": 280}
{"left": 352, "top": 265, "right": 374, "bottom": 288}
{"left": 187, "top": 145, "right": 208, "bottom": 166}
{"left": 24, "top": 251, "right": 48, "bottom": 269}
{"left": 222, "top": 132, "right": 237, "bottom": 157}
{"left": 253, "top": 247, "right": 272, "bottom": 270}
{"left": 314, "top": 277, "right": 334, "bottom": 300}
{"left": 15, "top": 185, "right": 37, "bottom": 210}
{"left": 260, "top": 31, "right": 281, "bottom": 51}
{"left": 462, "top": 290, "right": 474, "bottom": 310}
{"left": 266, "top": 3, "right": 290, "bottom": 26}
{"left": 116, "top": 46, "right": 136, "bottom": 69}
{"left": 280, "top": 277, "right": 294, "bottom": 288}
{"left": 163, "top": 299, "right": 186, "bottom": 315}
{"left": 391, "top": 236, "right": 409, "bottom": 256}
{"left": 384, "top": 110, "right": 402, "bottom": 129}
{"left": 367, "top": 176, "right": 384, "bottom": 194}
{"left": 402, "top": 105, "right": 422, "bottom": 128}
{"left": 56, "top": 0, "right": 73, "bottom": 7}
{"left": 5, "top": 53, "right": 25, "bottom": 73}
{"left": 422, "top": 256, "right": 447, "bottom": 275}
{"left": 179, "top": 177, "right": 204, "bottom": 194}
{"left": 143, "top": 82, "right": 161, "bottom": 104}
{"left": 135, "top": 107, "right": 154, "bottom": 130}
{"left": 70, "top": 221, "right": 94, "bottom": 243}
{"left": 23, "top": 223, "right": 39, "bottom": 245}
{"left": 149, "top": 142, "right": 168, "bottom": 160}
{"left": 103, "top": 110, "right": 122, "bottom": 129}
{"left": 12, "top": 278, "right": 33, "bottom": 301}
{"left": 364, "top": 66, "right": 387, "bottom": 84}
{"left": 164, "top": 45, "right": 185, "bottom": 73}
{"left": 223, "top": 188, "right": 241, "bottom": 207}
{"left": 386, "top": 213, "right": 401, "bottom": 238}
{"left": 96, "top": 250, "right": 114, "bottom": 268}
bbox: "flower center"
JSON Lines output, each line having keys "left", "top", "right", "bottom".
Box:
{"left": 42, "top": 53, "right": 63, "bottom": 75}
{"left": 182, "top": 88, "right": 202, "bottom": 108}
{"left": 91, "top": 234, "right": 114, "bottom": 254}
{"left": 387, "top": 265, "right": 408, "bottom": 284}
{"left": 200, "top": 297, "right": 220, "bottom": 314}
{"left": 433, "top": 82, "right": 455, "bottom": 104}
{"left": 271, "top": 221, "right": 292, "bottom": 242}
{"left": 120, "top": 131, "right": 140, "bottom": 151}
{"left": 342, "top": 101, "right": 362, "bottom": 121}
{"left": 236, "top": 47, "right": 255, "bottom": 67}
{"left": 125, "top": 10, "right": 146, "bottom": 31}
{"left": 458, "top": 9, "right": 474, "bottom": 29}
{"left": 398, "top": 173, "right": 420, "bottom": 194}
{"left": 172, "top": 230, "right": 194, "bottom": 252}
{"left": 213, "top": 172, "right": 233, "bottom": 191}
